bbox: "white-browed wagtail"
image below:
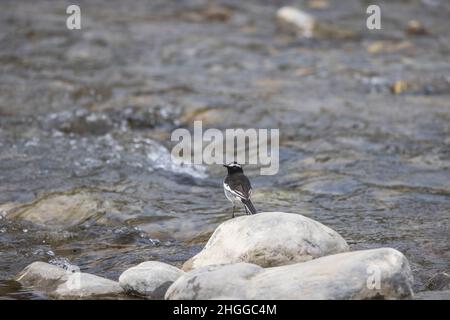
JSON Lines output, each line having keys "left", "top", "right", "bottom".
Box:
{"left": 223, "top": 162, "right": 257, "bottom": 218}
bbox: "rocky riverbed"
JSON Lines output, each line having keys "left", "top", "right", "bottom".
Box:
{"left": 14, "top": 213, "right": 416, "bottom": 299}
{"left": 0, "top": 0, "right": 449, "bottom": 299}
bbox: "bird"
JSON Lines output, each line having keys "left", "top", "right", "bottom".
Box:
{"left": 223, "top": 161, "right": 257, "bottom": 218}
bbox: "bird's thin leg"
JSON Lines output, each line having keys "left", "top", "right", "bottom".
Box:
{"left": 232, "top": 205, "right": 235, "bottom": 218}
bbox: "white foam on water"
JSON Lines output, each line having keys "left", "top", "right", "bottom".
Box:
{"left": 146, "top": 142, "right": 208, "bottom": 179}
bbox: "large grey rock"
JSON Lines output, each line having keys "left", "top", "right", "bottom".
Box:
{"left": 119, "top": 261, "right": 184, "bottom": 299}
{"left": 16, "top": 261, "right": 68, "bottom": 289}
{"left": 54, "top": 273, "right": 123, "bottom": 299}
{"left": 167, "top": 248, "right": 414, "bottom": 300}
{"left": 16, "top": 261, "right": 123, "bottom": 299}
{"left": 5, "top": 191, "right": 107, "bottom": 228}
{"left": 183, "top": 212, "right": 348, "bottom": 271}
{"left": 168, "top": 263, "right": 262, "bottom": 300}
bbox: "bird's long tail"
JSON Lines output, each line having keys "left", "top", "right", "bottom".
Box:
{"left": 241, "top": 199, "right": 257, "bottom": 215}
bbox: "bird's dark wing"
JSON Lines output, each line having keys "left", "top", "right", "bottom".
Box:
{"left": 224, "top": 173, "right": 252, "bottom": 200}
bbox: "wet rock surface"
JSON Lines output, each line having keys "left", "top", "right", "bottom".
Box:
{"left": 276, "top": 7, "right": 316, "bottom": 38}
{"left": 414, "top": 290, "right": 450, "bottom": 300}
{"left": 53, "top": 272, "right": 123, "bottom": 299}
{"left": 16, "top": 262, "right": 69, "bottom": 290}
{"left": 4, "top": 191, "right": 109, "bottom": 228}
{"left": 183, "top": 212, "right": 349, "bottom": 271}
{"left": 425, "top": 271, "right": 450, "bottom": 291}
{"left": 167, "top": 248, "right": 414, "bottom": 300}
{"left": 16, "top": 261, "right": 123, "bottom": 299}
{"left": 119, "top": 261, "right": 184, "bottom": 299}
{"left": 0, "top": 0, "right": 449, "bottom": 298}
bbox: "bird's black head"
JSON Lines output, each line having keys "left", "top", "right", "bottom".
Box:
{"left": 223, "top": 161, "right": 244, "bottom": 174}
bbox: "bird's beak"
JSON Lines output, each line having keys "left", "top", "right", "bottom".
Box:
{"left": 223, "top": 164, "right": 228, "bottom": 167}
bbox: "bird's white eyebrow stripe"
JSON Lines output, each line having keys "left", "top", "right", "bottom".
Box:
{"left": 226, "top": 163, "right": 241, "bottom": 167}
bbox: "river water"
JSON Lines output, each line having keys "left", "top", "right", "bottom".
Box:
{"left": 0, "top": 0, "right": 449, "bottom": 299}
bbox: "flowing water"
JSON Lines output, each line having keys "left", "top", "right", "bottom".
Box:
{"left": 0, "top": 0, "right": 449, "bottom": 299}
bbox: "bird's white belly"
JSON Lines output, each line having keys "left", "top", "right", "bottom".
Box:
{"left": 224, "top": 189, "right": 240, "bottom": 203}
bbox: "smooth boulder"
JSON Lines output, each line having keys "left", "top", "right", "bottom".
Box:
{"left": 54, "top": 273, "right": 123, "bottom": 299}
{"left": 183, "top": 212, "right": 349, "bottom": 271}
{"left": 16, "top": 261, "right": 123, "bottom": 299}
{"left": 16, "top": 261, "right": 68, "bottom": 290}
{"left": 119, "top": 261, "right": 184, "bottom": 299}
{"left": 167, "top": 248, "right": 414, "bottom": 300}
{"left": 276, "top": 6, "right": 356, "bottom": 40}
{"left": 276, "top": 6, "right": 316, "bottom": 38}
{"left": 5, "top": 191, "right": 107, "bottom": 228}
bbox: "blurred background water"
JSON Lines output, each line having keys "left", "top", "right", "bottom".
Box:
{"left": 0, "top": 0, "right": 449, "bottom": 299}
